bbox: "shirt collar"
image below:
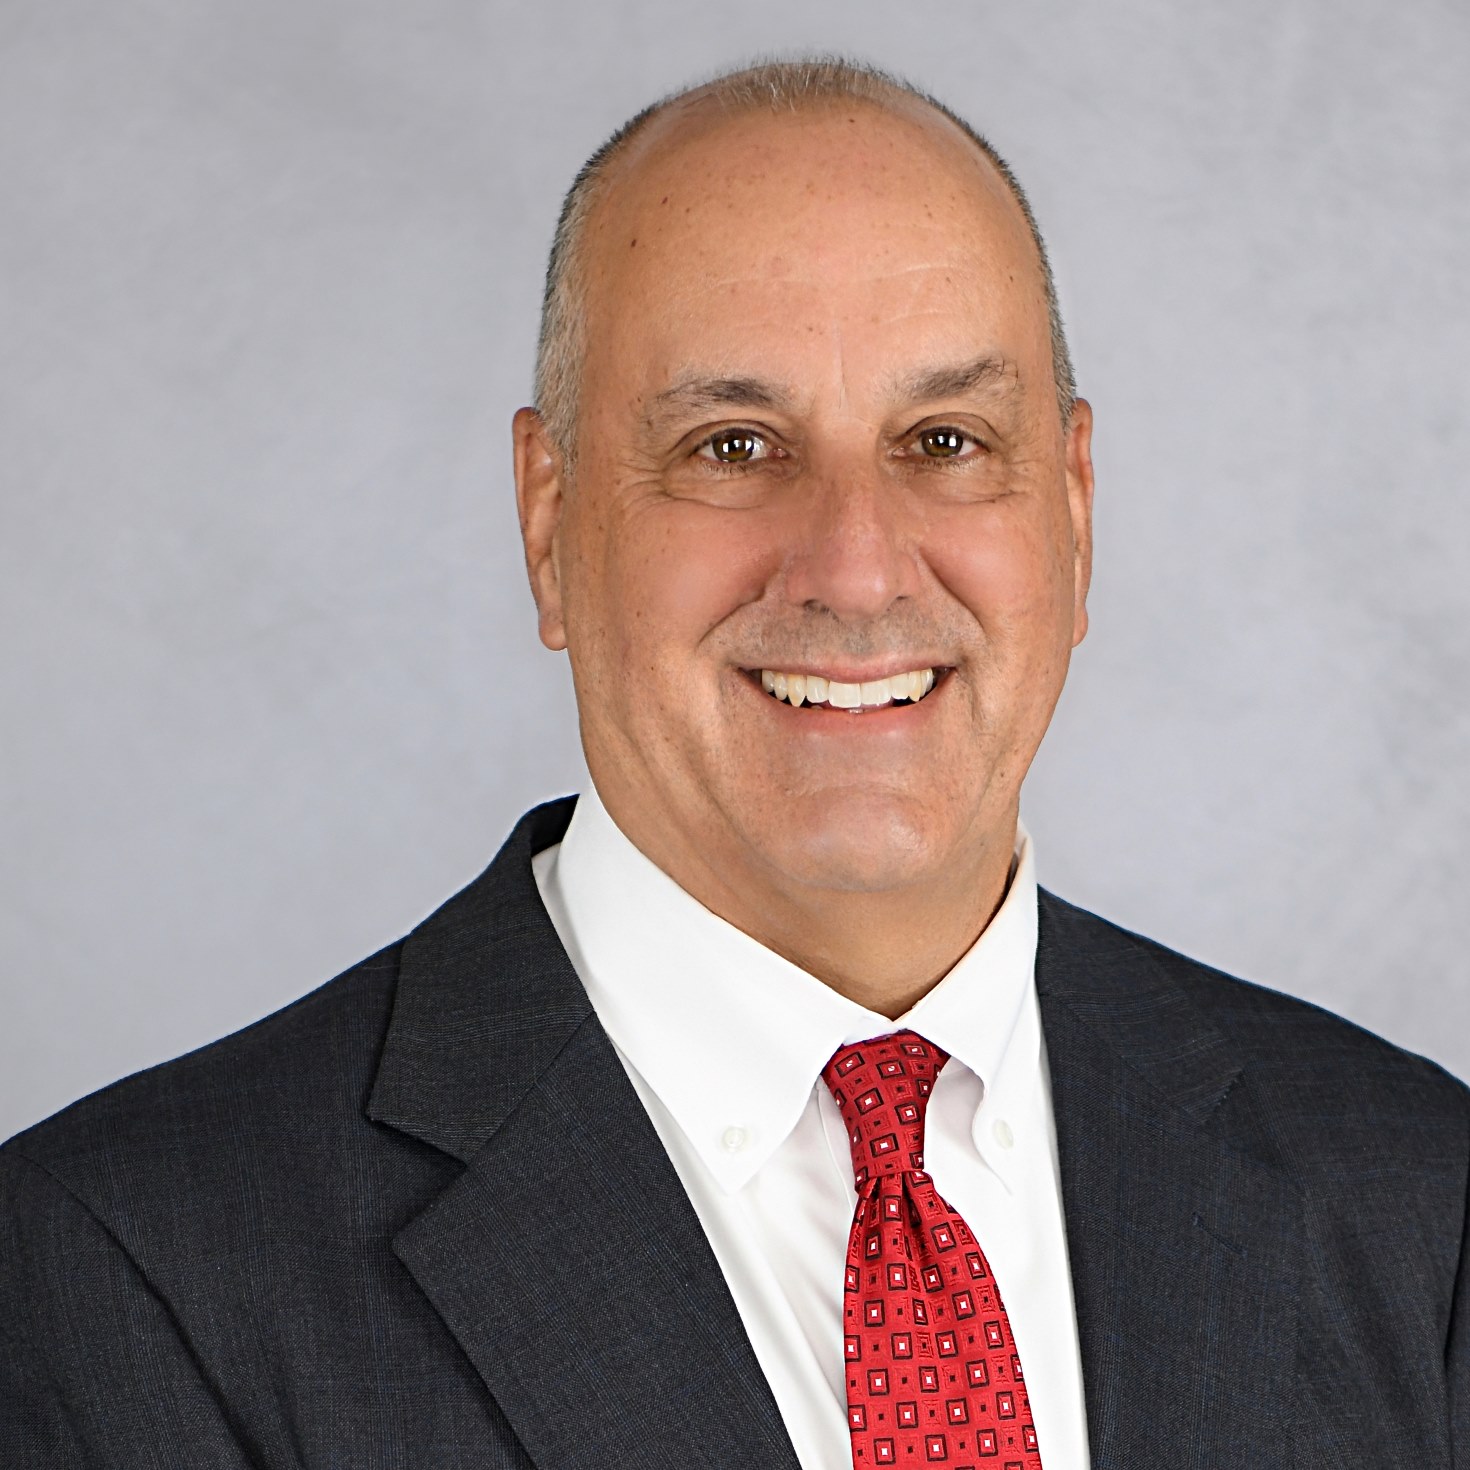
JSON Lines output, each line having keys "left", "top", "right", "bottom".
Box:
{"left": 534, "top": 783, "right": 1040, "bottom": 1194}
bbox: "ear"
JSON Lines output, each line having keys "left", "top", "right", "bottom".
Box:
{"left": 512, "top": 407, "right": 570, "bottom": 652}
{"left": 1062, "top": 396, "right": 1096, "bottom": 648}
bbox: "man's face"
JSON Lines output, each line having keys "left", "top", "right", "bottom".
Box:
{"left": 518, "top": 98, "right": 1093, "bottom": 905}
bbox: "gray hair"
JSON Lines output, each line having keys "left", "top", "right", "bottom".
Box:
{"left": 533, "top": 56, "right": 1077, "bottom": 460}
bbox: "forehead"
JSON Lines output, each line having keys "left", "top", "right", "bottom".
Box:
{"left": 578, "top": 98, "right": 1049, "bottom": 404}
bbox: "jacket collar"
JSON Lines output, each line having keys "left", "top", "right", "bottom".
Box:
{"left": 367, "top": 796, "right": 590, "bottom": 1164}
{"left": 368, "top": 795, "right": 801, "bottom": 1470}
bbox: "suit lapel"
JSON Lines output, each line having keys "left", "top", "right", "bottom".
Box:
{"left": 1036, "top": 892, "right": 1302, "bottom": 1468}
{"left": 368, "top": 797, "right": 799, "bottom": 1470}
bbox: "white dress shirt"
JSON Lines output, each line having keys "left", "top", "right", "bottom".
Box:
{"left": 531, "top": 783, "right": 1091, "bottom": 1470}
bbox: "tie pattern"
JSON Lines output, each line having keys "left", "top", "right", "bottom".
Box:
{"left": 822, "top": 1031, "right": 1042, "bottom": 1469}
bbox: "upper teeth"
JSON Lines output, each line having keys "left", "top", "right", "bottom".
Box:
{"left": 759, "top": 667, "right": 937, "bottom": 709}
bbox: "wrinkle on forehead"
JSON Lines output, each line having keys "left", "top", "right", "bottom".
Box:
{"left": 642, "top": 260, "right": 1015, "bottom": 354}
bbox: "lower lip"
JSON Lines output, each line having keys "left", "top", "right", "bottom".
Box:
{"left": 740, "top": 670, "right": 952, "bottom": 732}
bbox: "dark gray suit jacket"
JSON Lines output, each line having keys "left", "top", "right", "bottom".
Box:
{"left": 3, "top": 796, "right": 1467, "bottom": 1467}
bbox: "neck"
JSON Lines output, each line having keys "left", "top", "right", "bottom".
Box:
{"left": 595, "top": 790, "right": 1017, "bottom": 1019}
{"left": 737, "top": 867, "right": 1015, "bottom": 1018}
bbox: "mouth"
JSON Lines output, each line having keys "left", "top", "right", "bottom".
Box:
{"left": 744, "top": 665, "right": 953, "bottom": 713}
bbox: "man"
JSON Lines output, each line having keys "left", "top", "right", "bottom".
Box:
{"left": 2, "top": 57, "right": 1466, "bottom": 1469}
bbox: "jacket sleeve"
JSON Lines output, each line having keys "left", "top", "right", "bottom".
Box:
{"left": 0, "top": 1147, "right": 260, "bottom": 1469}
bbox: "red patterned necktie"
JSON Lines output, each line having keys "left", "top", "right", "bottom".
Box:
{"left": 822, "top": 1030, "right": 1042, "bottom": 1469}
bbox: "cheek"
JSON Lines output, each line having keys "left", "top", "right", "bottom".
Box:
{"left": 622, "top": 506, "right": 775, "bottom": 672}
{"left": 924, "top": 503, "right": 1075, "bottom": 634}
{"left": 567, "top": 498, "right": 776, "bottom": 713}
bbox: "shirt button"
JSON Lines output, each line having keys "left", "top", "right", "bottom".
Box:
{"left": 721, "top": 1126, "right": 748, "bottom": 1153}
{"left": 991, "top": 1119, "right": 1015, "bottom": 1150}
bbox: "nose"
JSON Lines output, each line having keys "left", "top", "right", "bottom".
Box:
{"left": 780, "top": 469, "right": 922, "bottom": 622}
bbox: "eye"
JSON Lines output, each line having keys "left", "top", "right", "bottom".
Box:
{"left": 914, "top": 426, "right": 977, "bottom": 459}
{"left": 695, "top": 429, "right": 771, "bottom": 464}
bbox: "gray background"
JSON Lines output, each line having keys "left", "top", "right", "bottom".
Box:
{"left": 3, "top": 0, "right": 1466, "bottom": 1142}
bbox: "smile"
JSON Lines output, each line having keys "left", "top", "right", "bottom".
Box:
{"left": 756, "top": 666, "right": 945, "bottom": 712}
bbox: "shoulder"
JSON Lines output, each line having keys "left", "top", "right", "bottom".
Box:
{"left": 1037, "top": 887, "right": 1470, "bottom": 1167}
{"left": 0, "top": 939, "right": 409, "bottom": 1226}
{"left": 1, "top": 797, "right": 579, "bottom": 1232}
{"left": 1038, "top": 886, "right": 1468, "bottom": 1096}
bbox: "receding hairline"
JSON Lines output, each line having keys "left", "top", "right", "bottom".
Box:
{"left": 533, "top": 58, "right": 1077, "bottom": 459}
{"left": 591, "top": 80, "right": 1008, "bottom": 215}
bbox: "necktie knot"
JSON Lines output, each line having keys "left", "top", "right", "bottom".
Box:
{"left": 821, "top": 1030, "right": 949, "bottom": 1188}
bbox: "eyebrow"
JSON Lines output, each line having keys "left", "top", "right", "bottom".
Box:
{"left": 649, "top": 374, "right": 794, "bottom": 418}
{"left": 891, "top": 354, "right": 1020, "bottom": 407}
{"left": 645, "top": 353, "right": 1020, "bottom": 426}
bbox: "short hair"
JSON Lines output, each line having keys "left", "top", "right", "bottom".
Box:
{"left": 533, "top": 57, "right": 1077, "bottom": 460}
